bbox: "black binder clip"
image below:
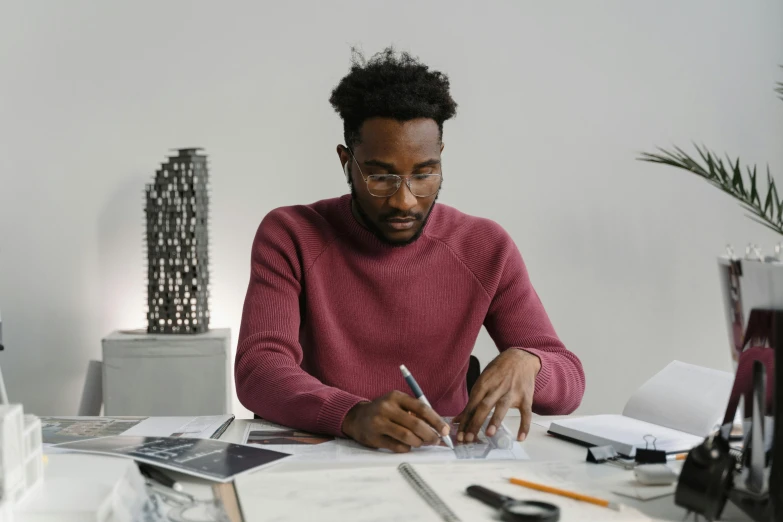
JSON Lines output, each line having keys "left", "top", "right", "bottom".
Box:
{"left": 586, "top": 445, "right": 618, "bottom": 463}
{"left": 635, "top": 435, "right": 667, "bottom": 464}
{"left": 587, "top": 445, "right": 635, "bottom": 469}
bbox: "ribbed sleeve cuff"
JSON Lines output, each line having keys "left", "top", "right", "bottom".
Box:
{"left": 315, "top": 390, "right": 367, "bottom": 437}
{"left": 517, "top": 348, "right": 553, "bottom": 395}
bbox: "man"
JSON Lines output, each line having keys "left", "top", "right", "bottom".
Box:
{"left": 236, "top": 48, "right": 585, "bottom": 453}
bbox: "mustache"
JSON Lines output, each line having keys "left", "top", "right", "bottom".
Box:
{"left": 379, "top": 212, "right": 424, "bottom": 222}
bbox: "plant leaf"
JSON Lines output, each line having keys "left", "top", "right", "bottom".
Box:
{"left": 730, "top": 156, "right": 746, "bottom": 197}
{"left": 638, "top": 145, "right": 782, "bottom": 235}
{"left": 748, "top": 166, "right": 759, "bottom": 206}
{"left": 764, "top": 185, "right": 774, "bottom": 218}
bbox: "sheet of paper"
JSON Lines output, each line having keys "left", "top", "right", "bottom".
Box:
{"left": 242, "top": 418, "right": 339, "bottom": 458}
{"left": 234, "top": 461, "right": 653, "bottom": 522}
{"left": 237, "top": 465, "right": 436, "bottom": 522}
{"left": 550, "top": 414, "right": 704, "bottom": 456}
{"left": 622, "top": 360, "right": 734, "bottom": 436}
{"left": 612, "top": 483, "right": 676, "bottom": 501}
{"left": 123, "top": 415, "right": 234, "bottom": 439}
{"left": 242, "top": 418, "right": 529, "bottom": 462}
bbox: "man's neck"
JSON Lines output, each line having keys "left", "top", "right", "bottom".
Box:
{"left": 350, "top": 199, "right": 370, "bottom": 231}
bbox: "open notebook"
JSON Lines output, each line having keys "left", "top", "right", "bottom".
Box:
{"left": 548, "top": 361, "right": 734, "bottom": 456}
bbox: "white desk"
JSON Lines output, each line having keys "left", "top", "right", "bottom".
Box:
{"left": 205, "top": 415, "right": 750, "bottom": 522}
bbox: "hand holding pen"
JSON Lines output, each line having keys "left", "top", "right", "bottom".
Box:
{"left": 341, "top": 373, "right": 452, "bottom": 452}
{"left": 399, "top": 365, "right": 454, "bottom": 449}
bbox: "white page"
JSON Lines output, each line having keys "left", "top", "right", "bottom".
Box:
{"left": 123, "top": 415, "right": 233, "bottom": 439}
{"left": 621, "top": 361, "right": 734, "bottom": 436}
{"left": 236, "top": 466, "right": 437, "bottom": 522}
{"left": 331, "top": 438, "right": 528, "bottom": 462}
{"left": 612, "top": 483, "right": 677, "bottom": 501}
{"left": 234, "top": 461, "right": 652, "bottom": 522}
{"left": 242, "top": 418, "right": 529, "bottom": 462}
{"left": 549, "top": 414, "right": 705, "bottom": 456}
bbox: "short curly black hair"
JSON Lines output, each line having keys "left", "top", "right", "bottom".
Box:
{"left": 329, "top": 47, "right": 458, "bottom": 148}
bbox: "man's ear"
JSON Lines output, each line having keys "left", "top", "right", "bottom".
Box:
{"left": 337, "top": 145, "right": 350, "bottom": 180}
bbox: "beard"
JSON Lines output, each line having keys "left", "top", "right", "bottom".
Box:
{"left": 349, "top": 182, "right": 439, "bottom": 248}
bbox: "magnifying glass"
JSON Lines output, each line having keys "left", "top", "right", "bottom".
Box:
{"left": 466, "top": 485, "right": 560, "bottom": 522}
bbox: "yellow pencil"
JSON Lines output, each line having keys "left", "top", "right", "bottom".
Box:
{"left": 508, "top": 477, "right": 621, "bottom": 511}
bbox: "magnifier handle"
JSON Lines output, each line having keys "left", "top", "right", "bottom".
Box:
{"left": 467, "top": 485, "right": 515, "bottom": 508}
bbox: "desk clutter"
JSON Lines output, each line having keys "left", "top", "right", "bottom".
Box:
{"left": 231, "top": 460, "right": 653, "bottom": 521}
{"left": 2, "top": 414, "right": 287, "bottom": 522}
{"left": 38, "top": 415, "right": 287, "bottom": 482}
{"left": 0, "top": 415, "right": 757, "bottom": 521}
{"left": 1, "top": 349, "right": 776, "bottom": 521}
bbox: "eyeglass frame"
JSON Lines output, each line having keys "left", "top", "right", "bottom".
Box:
{"left": 345, "top": 146, "right": 443, "bottom": 198}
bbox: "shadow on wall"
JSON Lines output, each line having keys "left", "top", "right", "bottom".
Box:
{"left": 4, "top": 303, "right": 90, "bottom": 415}
{"left": 96, "top": 174, "right": 148, "bottom": 337}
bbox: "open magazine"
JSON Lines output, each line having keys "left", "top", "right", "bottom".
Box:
{"left": 40, "top": 415, "right": 234, "bottom": 445}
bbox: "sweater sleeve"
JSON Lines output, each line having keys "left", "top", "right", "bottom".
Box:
{"left": 235, "top": 210, "right": 366, "bottom": 436}
{"left": 483, "top": 240, "right": 585, "bottom": 415}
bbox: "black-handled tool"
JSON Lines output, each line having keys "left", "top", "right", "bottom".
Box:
{"left": 466, "top": 485, "right": 560, "bottom": 522}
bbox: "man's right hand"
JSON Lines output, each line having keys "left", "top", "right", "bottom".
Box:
{"left": 341, "top": 390, "right": 451, "bottom": 453}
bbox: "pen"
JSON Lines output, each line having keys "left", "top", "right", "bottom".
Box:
{"left": 399, "top": 365, "right": 454, "bottom": 450}
{"left": 138, "top": 462, "right": 184, "bottom": 492}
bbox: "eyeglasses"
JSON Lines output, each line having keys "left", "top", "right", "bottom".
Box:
{"left": 347, "top": 148, "right": 443, "bottom": 198}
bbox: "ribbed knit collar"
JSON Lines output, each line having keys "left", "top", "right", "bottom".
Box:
{"left": 334, "top": 194, "right": 439, "bottom": 252}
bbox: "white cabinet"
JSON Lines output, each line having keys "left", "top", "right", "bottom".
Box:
{"left": 102, "top": 329, "right": 231, "bottom": 416}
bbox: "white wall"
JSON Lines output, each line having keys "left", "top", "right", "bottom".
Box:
{"left": 1, "top": 1, "right": 782, "bottom": 419}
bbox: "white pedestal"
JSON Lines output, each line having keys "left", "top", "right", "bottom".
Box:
{"left": 102, "top": 329, "right": 232, "bottom": 416}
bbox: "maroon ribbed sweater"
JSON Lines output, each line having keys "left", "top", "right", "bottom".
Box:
{"left": 236, "top": 195, "right": 585, "bottom": 437}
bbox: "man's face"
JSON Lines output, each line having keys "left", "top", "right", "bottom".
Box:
{"left": 339, "top": 117, "right": 443, "bottom": 246}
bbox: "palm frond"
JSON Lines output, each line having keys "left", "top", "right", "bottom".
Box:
{"left": 638, "top": 146, "right": 783, "bottom": 236}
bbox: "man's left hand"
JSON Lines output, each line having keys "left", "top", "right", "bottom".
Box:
{"left": 453, "top": 349, "right": 541, "bottom": 443}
